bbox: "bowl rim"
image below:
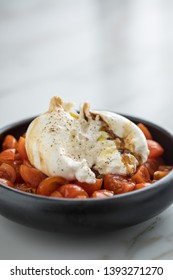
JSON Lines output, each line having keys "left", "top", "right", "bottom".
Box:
{"left": 0, "top": 115, "right": 173, "bottom": 204}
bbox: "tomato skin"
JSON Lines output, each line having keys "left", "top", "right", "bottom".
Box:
{"left": 104, "top": 174, "right": 135, "bottom": 194}
{"left": 37, "top": 176, "right": 67, "bottom": 196}
{"left": 91, "top": 189, "right": 114, "bottom": 198}
{"left": 137, "top": 123, "right": 153, "bottom": 140}
{"left": 147, "top": 140, "right": 164, "bottom": 158}
{"left": 74, "top": 179, "right": 102, "bottom": 196}
{"left": 153, "top": 171, "right": 169, "bottom": 180}
{"left": 134, "top": 182, "right": 151, "bottom": 190}
{"left": 2, "top": 135, "right": 17, "bottom": 150}
{"left": 0, "top": 163, "right": 16, "bottom": 183}
{"left": 0, "top": 178, "right": 14, "bottom": 187}
{"left": 131, "top": 165, "right": 150, "bottom": 183}
{"left": 0, "top": 149, "right": 16, "bottom": 162}
{"left": 50, "top": 190, "right": 63, "bottom": 198}
{"left": 17, "top": 137, "right": 28, "bottom": 160}
{"left": 58, "top": 184, "right": 89, "bottom": 198}
{"left": 144, "top": 157, "right": 164, "bottom": 177}
{"left": 20, "top": 164, "right": 47, "bottom": 188}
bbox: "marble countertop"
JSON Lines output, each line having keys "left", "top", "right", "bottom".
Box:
{"left": 0, "top": 0, "right": 173, "bottom": 260}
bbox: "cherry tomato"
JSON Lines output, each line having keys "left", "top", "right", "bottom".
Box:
{"left": 104, "top": 174, "right": 135, "bottom": 194}
{"left": 91, "top": 189, "right": 114, "bottom": 198}
{"left": 131, "top": 165, "right": 150, "bottom": 183}
{"left": 74, "top": 179, "right": 102, "bottom": 196}
{"left": 20, "top": 164, "right": 47, "bottom": 188}
{"left": 153, "top": 171, "right": 169, "bottom": 180}
{"left": 144, "top": 157, "right": 164, "bottom": 177}
{"left": 2, "top": 135, "right": 17, "bottom": 150}
{"left": 50, "top": 190, "right": 63, "bottom": 198}
{"left": 0, "top": 163, "right": 16, "bottom": 183}
{"left": 58, "top": 184, "right": 89, "bottom": 198}
{"left": 0, "top": 178, "right": 14, "bottom": 187}
{"left": 17, "top": 137, "right": 28, "bottom": 160}
{"left": 37, "top": 176, "right": 68, "bottom": 196}
{"left": 0, "top": 149, "right": 16, "bottom": 162}
{"left": 134, "top": 182, "right": 151, "bottom": 190}
{"left": 147, "top": 140, "right": 164, "bottom": 158}
{"left": 137, "top": 123, "right": 153, "bottom": 140}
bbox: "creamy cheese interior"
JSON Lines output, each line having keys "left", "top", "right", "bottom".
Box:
{"left": 25, "top": 96, "right": 149, "bottom": 183}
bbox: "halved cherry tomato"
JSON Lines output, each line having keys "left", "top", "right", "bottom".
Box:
{"left": 0, "top": 163, "right": 16, "bottom": 183}
{"left": 0, "top": 178, "right": 14, "bottom": 187}
{"left": 75, "top": 194, "right": 89, "bottom": 199}
{"left": 153, "top": 171, "right": 169, "bottom": 180}
{"left": 74, "top": 179, "right": 102, "bottom": 196}
{"left": 137, "top": 123, "right": 153, "bottom": 140}
{"left": 58, "top": 184, "right": 89, "bottom": 198}
{"left": 147, "top": 140, "right": 164, "bottom": 158}
{"left": 37, "top": 176, "right": 68, "bottom": 196}
{"left": 2, "top": 135, "right": 17, "bottom": 150}
{"left": 50, "top": 190, "right": 63, "bottom": 198}
{"left": 17, "top": 137, "right": 28, "bottom": 160}
{"left": 20, "top": 164, "right": 47, "bottom": 188}
{"left": 131, "top": 165, "right": 150, "bottom": 183}
{"left": 0, "top": 149, "right": 16, "bottom": 162}
{"left": 134, "top": 182, "right": 151, "bottom": 190}
{"left": 91, "top": 189, "right": 114, "bottom": 198}
{"left": 104, "top": 174, "right": 135, "bottom": 194}
{"left": 144, "top": 157, "right": 164, "bottom": 177}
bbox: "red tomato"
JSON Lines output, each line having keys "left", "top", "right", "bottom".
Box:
{"left": 0, "top": 178, "right": 14, "bottom": 187}
{"left": 131, "top": 165, "right": 150, "bottom": 183}
{"left": 0, "top": 163, "right": 16, "bottom": 183}
{"left": 153, "top": 171, "right": 169, "bottom": 180}
{"left": 0, "top": 149, "right": 16, "bottom": 162}
{"left": 58, "top": 184, "right": 89, "bottom": 198}
{"left": 50, "top": 190, "right": 63, "bottom": 198}
{"left": 134, "top": 182, "right": 151, "bottom": 190}
{"left": 147, "top": 140, "right": 164, "bottom": 158}
{"left": 37, "top": 176, "right": 68, "bottom": 196}
{"left": 91, "top": 189, "right": 114, "bottom": 198}
{"left": 17, "top": 137, "right": 28, "bottom": 160}
{"left": 144, "top": 157, "right": 164, "bottom": 177}
{"left": 104, "top": 174, "right": 135, "bottom": 194}
{"left": 20, "top": 164, "right": 47, "bottom": 188}
{"left": 137, "top": 123, "right": 153, "bottom": 140}
{"left": 74, "top": 179, "right": 103, "bottom": 196}
{"left": 2, "top": 135, "right": 17, "bottom": 150}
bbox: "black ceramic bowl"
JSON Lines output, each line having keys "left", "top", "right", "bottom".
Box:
{"left": 0, "top": 115, "right": 173, "bottom": 233}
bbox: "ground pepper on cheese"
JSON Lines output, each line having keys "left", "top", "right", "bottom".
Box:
{"left": 25, "top": 96, "right": 149, "bottom": 183}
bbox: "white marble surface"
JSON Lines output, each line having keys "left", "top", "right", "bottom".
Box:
{"left": 0, "top": 0, "right": 173, "bottom": 260}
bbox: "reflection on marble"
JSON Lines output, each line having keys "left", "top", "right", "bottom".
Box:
{"left": 0, "top": 0, "right": 173, "bottom": 260}
{"left": 1, "top": 208, "right": 173, "bottom": 260}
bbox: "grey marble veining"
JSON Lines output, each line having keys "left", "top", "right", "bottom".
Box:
{"left": 0, "top": 0, "right": 173, "bottom": 260}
